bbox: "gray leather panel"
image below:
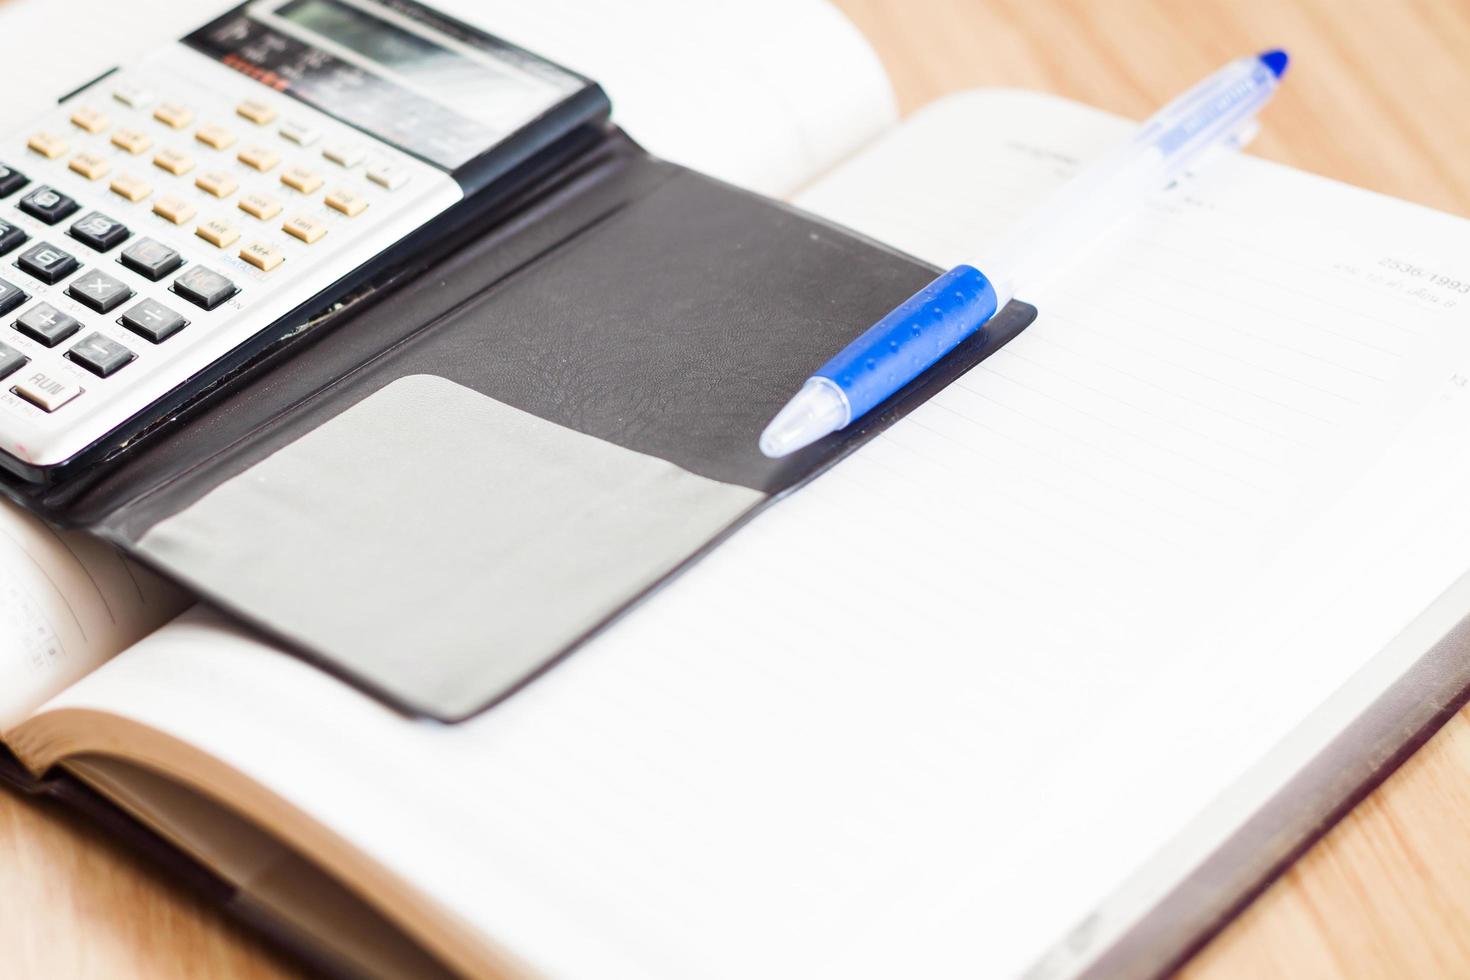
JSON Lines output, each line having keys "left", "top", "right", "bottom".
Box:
{"left": 137, "top": 375, "right": 761, "bottom": 719}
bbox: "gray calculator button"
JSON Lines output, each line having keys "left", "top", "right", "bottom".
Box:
{"left": 173, "top": 264, "right": 237, "bottom": 310}
{"left": 69, "top": 211, "right": 130, "bottom": 252}
{"left": 0, "top": 278, "right": 26, "bottom": 317}
{"left": 0, "top": 221, "right": 27, "bottom": 257}
{"left": 0, "top": 164, "right": 26, "bottom": 198}
{"left": 67, "top": 268, "right": 134, "bottom": 313}
{"left": 18, "top": 185, "right": 79, "bottom": 225}
{"left": 0, "top": 340, "right": 26, "bottom": 380}
{"left": 14, "top": 302, "right": 80, "bottom": 347}
{"left": 68, "top": 331, "right": 135, "bottom": 377}
{"left": 119, "top": 297, "right": 187, "bottom": 343}
{"left": 119, "top": 237, "right": 183, "bottom": 281}
{"left": 13, "top": 368, "right": 81, "bottom": 412}
{"left": 16, "top": 242, "right": 79, "bottom": 284}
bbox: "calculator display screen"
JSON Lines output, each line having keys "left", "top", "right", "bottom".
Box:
{"left": 185, "top": 0, "right": 590, "bottom": 171}
{"left": 280, "top": 0, "right": 450, "bottom": 70}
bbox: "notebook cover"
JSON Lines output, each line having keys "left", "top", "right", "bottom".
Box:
{"left": 1028, "top": 567, "right": 1470, "bottom": 980}
{"left": 0, "top": 746, "right": 389, "bottom": 979}
{"left": 7, "top": 578, "right": 1470, "bottom": 979}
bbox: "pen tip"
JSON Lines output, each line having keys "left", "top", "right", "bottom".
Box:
{"left": 1259, "top": 49, "right": 1289, "bottom": 79}
{"left": 759, "top": 378, "right": 850, "bottom": 458}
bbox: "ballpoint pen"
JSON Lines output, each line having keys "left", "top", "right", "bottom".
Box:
{"left": 758, "top": 48, "right": 1291, "bottom": 458}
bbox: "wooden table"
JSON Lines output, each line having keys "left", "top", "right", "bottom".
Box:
{"left": 5, "top": 1, "right": 1470, "bottom": 975}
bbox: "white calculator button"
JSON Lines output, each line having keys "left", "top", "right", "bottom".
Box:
{"left": 280, "top": 166, "right": 323, "bottom": 194}
{"left": 109, "top": 173, "right": 153, "bottom": 203}
{"left": 110, "top": 127, "right": 152, "bottom": 155}
{"left": 282, "top": 213, "right": 327, "bottom": 244}
{"left": 195, "top": 124, "right": 237, "bottom": 151}
{"left": 322, "top": 142, "right": 364, "bottom": 167}
{"left": 68, "top": 153, "right": 110, "bottom": 181}
{"left": 26, "top": 132, "right": 68, "bottom": 159}
{"left": 195, "top": 218, "right": 240, "bottom": 249}
{"left": 153, "top": 102, "right": 193, "bottom": 129}
{"left": 153, "top": 148, "right": 195, "bottom": 176}
{"left": 237, "top": 145, "right": 280, "bottom": 172}
{"left": 278, "top": 121, "right": 320, "bottom": 147}
{"left": 152, "top": 195, "right": 196, "bottom": 225}
{"left": 195, "top": 170, "right": 238, "bottom": 198}
{"left": 112, "top": 84, "right": 154, "bottom": 110}
{"left": 324, "top": 187, "right": 368, "bottom": 217}
{"left": 365, "top": 161, "right": 409, "bottom": 190}
{"left": 236, "top": 100, "right": 277, "bottom": 126}
{"left": 238, "top": 192, "right": 282, "bottom": 220}
{"left": 69, "top": 107, "right": 110, "bottom": 134}
{"left": 13, "top": 369, "right": 82, "bottom": 413}
{"left": 239, "top": 241, "right": 285, "bottom": 271}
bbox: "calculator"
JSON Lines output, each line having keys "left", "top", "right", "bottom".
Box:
{"left": 0, "top": 0, "right": 607, "bottom": 482}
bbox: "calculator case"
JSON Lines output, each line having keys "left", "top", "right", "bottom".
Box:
{"left": 0, "top": 128, "right": 1035, "bottom": 721}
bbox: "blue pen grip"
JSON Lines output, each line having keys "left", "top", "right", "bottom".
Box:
{"left": 816, "top": 264, "right": 998, "bottom": 420}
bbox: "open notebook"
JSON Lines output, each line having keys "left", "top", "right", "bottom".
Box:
{"left": 7, "top": 3, "right": 1470, "bottom": 978}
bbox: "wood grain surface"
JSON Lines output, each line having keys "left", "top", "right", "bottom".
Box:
{"left": 4, "top": 1, "right": 1470, "bottom": 977}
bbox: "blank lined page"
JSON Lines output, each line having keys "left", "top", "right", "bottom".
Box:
{"left": 36, "top": 92, "right": 1470, "bottom": 978}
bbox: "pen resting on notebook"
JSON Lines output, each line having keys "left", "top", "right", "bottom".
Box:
{"left": 759, "top": 48, "right": 1290, "bottom": 458}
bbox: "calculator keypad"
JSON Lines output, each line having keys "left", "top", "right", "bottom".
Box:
{"left": 0, "top": 45, "right": 456, "bottom": 468}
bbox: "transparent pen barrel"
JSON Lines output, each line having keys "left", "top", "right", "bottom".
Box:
{"left": 981, "top": 56, "right": 1279, "bottom": 305}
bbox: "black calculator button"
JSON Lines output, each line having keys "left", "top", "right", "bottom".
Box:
{"left": 173, "top": 265, "right": 237, "bottom": 310}
{"left": 14, "top": 302, "right": 80, "bottom": 347}
{"left": 67, "top": 332, "right": 135, "bottom": 377}
{"left": 17, "top": 186, "right": 80, "bottom": 225}
{"left": 0, "top": 340, "right": 27, "bottom": 381}
{"left": 119, "top": 297, "right": 187, "bottom": 343}
{"left": 0, "top": 278, "right": 26, "bottom": 317}
{"left": 67, "top": 268, "right": 133, "bottom": 313}
{"left": 69, "top": 211, "right": 130, "bottom": 252}
{"left": 0, "top": 165, "right": 26, "bottom": 198}
{"left": 0, "top": 222, "right": 27, "bottom": 257}
{"left": 119, "top": 237, "right": 183, "bottom": 281}
{"left": 16, "top": 242, "right": 79, "bottom": 284}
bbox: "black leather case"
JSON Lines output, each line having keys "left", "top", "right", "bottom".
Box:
{"left": 1, "top": 128, "right": 1035, "bottom": 720}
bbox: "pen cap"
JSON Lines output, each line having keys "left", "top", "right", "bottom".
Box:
{"left": 816, "top": 264, "right": 998, "bottom": 419}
